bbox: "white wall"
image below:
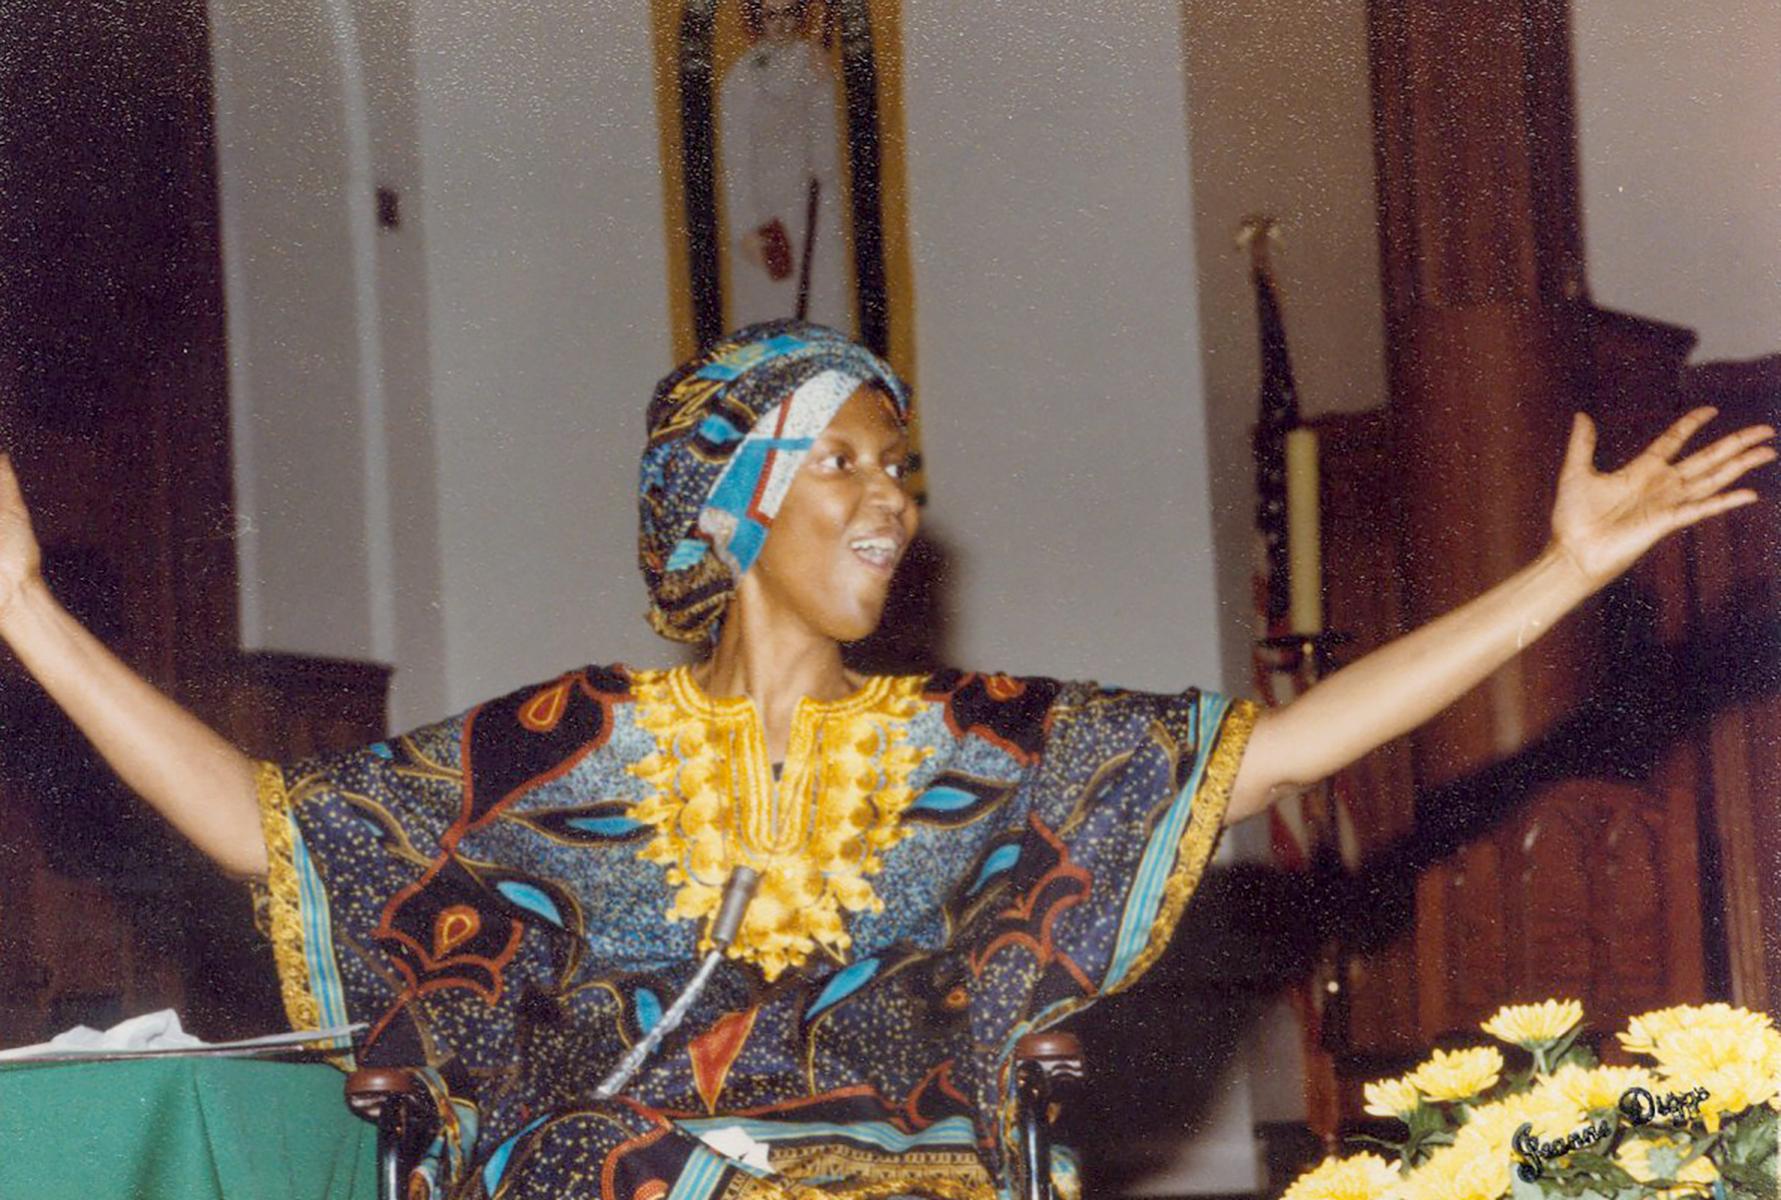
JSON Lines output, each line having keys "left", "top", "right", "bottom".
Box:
{"left": 1178, "top": 0, "right": 1391, "bottom": 1130}
{"left": 211, "top": 0, "right": 447, "bottom": 729}
{"left": 1573, "top": 1, "right": 1781, "bottom": 361}
{"left": 211, "top": 0, "right": 373, "bottom": 660}
{"left": 1180, "top": 0, "right": 1391, "bottom": 706}
{"left": 409, "top": 2, "right": 674, "bottom": 712}
{"left": 902, "top": 0, "right": 1225, "bottom": 695}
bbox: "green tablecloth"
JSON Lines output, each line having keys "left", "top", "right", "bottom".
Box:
{"left": 0, "top": 1057, "right": 377, "bottom": 1200}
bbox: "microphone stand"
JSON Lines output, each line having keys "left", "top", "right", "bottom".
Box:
{"left": 592, "top": 867, "right": 761, "bottom": 1101}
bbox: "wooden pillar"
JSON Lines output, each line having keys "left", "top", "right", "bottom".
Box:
{"left": 1369, "top": 0, "right": 1594, "bottom": 789}
{"left": 1366, "top": 0, "right": 1617, "bottom": 1039}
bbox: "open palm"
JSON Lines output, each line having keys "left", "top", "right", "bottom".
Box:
{"left": 1550, "top": 407, "right": 1775, "bottom": 587}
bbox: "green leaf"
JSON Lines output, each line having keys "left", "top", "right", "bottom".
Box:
{"left": 1558, "top": 1042, "right": 1600, "bottom": 1073}
{"left": 1406, "top": 1102, "right": 1446, "bottom": 1140}
{"left": 1645, "top": 1144, "right": 1683, "bottom": 1179}
{"left": 1345, "top": 1134, "right": 1405, "bottom": 1155}
{"left": 1726, "top": 1106, "right": 1778, "bottom": 1165}
{"left": 1546, "top": 1025, "right": 1585, "bottom": 1064}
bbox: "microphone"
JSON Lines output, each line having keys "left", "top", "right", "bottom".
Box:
{"left": 591, "top": 867, "right": 760, "bottom": 1100}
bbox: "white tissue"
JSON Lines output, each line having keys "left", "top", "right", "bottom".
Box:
{"left": 695, "top": 1125, "right": 774, "bottom": 1172}
{"left": 0, "top": 1010, "right": 363, "bottom": 1061}
{"left": 50, "top": 1009, "right": 204, "bottom": 1053}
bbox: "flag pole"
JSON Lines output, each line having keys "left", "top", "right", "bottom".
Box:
{"left": 1242, "top": 216, "right": 1353, "bottom": 1151}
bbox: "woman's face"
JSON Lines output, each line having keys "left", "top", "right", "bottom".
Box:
{"left": 740, "top": 385, "right": 918, "bottom": 643}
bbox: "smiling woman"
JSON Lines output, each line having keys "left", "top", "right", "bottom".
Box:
{"left": 0, "top": 319, "right": 1770, "bottom": 1200}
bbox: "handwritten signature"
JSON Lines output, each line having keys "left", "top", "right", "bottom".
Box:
{"left": 1512, "top": 1086, "right": 1709, "bottom": 1181}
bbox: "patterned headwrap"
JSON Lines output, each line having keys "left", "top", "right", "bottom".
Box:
{"left": 639, "top": 320, "right": 912, "bottom": 644}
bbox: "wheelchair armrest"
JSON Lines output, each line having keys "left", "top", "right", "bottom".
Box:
{"left": 345, "top": 1067, "right": 423, "bottom": 1120}
{"left": 1013, "top": 1031, "right": 1084, "bottom": 1076}
{"left": 1013, "top": 1031, "right": 1085, "bottom": 1200}
{"left": 346, "top": 1068, "right": 439, "bottom": 1200}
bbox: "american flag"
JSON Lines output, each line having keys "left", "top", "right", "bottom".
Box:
{"left": 1244, "top": 226, "right": 1360, "bottom": 1142}
{"left": 1245, "top": 233, "right": 1317, "bottom": 870}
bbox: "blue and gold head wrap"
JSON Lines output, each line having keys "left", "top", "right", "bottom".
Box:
{"left": 639, "top": 320, "right": 911, "bottom": 643}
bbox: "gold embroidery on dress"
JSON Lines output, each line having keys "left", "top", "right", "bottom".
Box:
{"left": 627, "top": 667, "right": 929, "bottom": 979}
{"left": 730, "top": 1167, "right": 997, "bottom": 1200}
{"left": 253, "top": 760, "right": 326, "bottom": 1036}
{"left": 1115, "top": 698, "right": 1256, "bottom": 995}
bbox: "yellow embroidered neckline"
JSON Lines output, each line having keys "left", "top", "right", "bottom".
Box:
{"left": 627, "top": 666, "right": 929, "bottom": 979}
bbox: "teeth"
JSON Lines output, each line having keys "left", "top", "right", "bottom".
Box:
{"left": 851, "top": 537, "right": 897, "bottom": 565}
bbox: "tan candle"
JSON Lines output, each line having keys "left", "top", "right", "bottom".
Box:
{"left": 1285, "top": 426, "right": 1322, "bottom": 634}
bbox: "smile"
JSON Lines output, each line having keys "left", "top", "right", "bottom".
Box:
{"left": 850, "top": 536, "right": 900, "bottom": 571}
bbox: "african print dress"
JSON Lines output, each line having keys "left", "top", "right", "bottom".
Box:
{"left": 256, "top": 665, "right": 1255, "bottom": 1200}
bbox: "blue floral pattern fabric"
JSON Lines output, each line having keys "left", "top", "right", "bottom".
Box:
{"left": 256, "top": 665, "right": 1254, "bottom": 1200}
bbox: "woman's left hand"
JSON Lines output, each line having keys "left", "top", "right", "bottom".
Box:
{"left": 1548, "top": 407, "right": 1775, "bottom": 588}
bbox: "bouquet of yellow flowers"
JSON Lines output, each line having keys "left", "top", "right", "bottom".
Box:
{"left": 1281, "top": 1000, "right": 1780, "bottom": 1200}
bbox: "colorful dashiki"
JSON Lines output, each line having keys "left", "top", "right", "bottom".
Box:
{"left": 256, "top": 665, "right": 1254, "bottom": 1200}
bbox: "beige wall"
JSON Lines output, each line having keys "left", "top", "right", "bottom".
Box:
{"left": 1573, "top": 1, "right": 1781, "bottom": 361}
{"left": 213, "top": 1, "right": 1239, "bottom": 716}
{"left": 1180, "top": 0, "right": 1391, "bottom": 710}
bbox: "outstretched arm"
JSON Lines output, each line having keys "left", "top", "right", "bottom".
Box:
{"left": 0, "top": 453, "right": 266, "bottom": 878}
{"left": 1225, "top": 407, "right": 1775, "bottom": 825}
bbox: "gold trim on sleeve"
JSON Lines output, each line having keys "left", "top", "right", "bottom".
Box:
{"left": 1110, "top": 697, "right": 1258, "bottom": 997}
{"left": 254, "top": 759, "right": 324, "bottom": 1034}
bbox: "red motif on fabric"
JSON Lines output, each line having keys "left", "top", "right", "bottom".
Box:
{"left": 902, "top": 1059, "right": 971, "bottom": 1129}
{"left": 688, "top": 1007, "right": 759, "bottom": 1114}
{"left": 433, "top": 904, "right": 481, "bottom": 956}
{"left": 922, "top": 670, "right": 1060, "bottom": 765}
{"left": 983, "top": 675, "right": 1025, "bottom": 701}
{"left": 970, "top": 817, "right": 1093, "bottom": 993}
{"left": 520, "top": 681, "right": 570, "bottom": 732}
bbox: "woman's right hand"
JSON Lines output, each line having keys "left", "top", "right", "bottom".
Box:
{"left": 0, "top": 446, "right": 266, "bottom": 876}
{"left": 0, "top": 452, "right": 45, "bottom": 629}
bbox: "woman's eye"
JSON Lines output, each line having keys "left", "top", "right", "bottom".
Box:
{"left": 885, "top": 461, "right": 906, "bottom": 480}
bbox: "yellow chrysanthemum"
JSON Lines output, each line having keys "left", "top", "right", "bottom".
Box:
{"left": 1670, "top": 1064, "right": 1776, "bottom": 1133}
{"left": 1281, "top": 1153, "right": 1400, "bottom": 1200}
{"left": 1620, "top": 1003, "right": 1774, "bottom": 1057}
{"left": 1363, "top": 1077, "right": 1423, "bottom": 1120}
{"left": 1406, "top": 1046, "right": 1504, "bottom": 1103}
{"left": 1480, "top": 999, "right": 1582, "bottom": 1050}
{"left": 1388, "top": 1142, "right": 1509, "bottom": 1200}
{"left": 1615, "top": 1135, "right": 1717, "bottom": 1198}
{"left": 1643, "top": 1023, "right": 1781, "bottom": 1131}
{"left": 1455, "top": 1090, "right": 1582, "bottom": 1158}
{"left": 1544, "top": 1063, "right": 1662, "bottom": 1115}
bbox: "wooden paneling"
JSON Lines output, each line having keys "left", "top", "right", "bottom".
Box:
{"left": 1314, "top": 329, "right": 1768, "bottom": 1128}
{"left": 1313, "top": 411, "right": 1419, "bottom": 1062}
{"left": 0, "top": 1, "right": 396, "bottom": 1048}
{"left": 1358, "top": 0, "right": 1695, "bottom": 1065}
{"left": 0, "top": 0, "right": 236, "bottom": 1048}
{"left": 1680, "top": 359, "right": 1781, "bottom": 1014}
